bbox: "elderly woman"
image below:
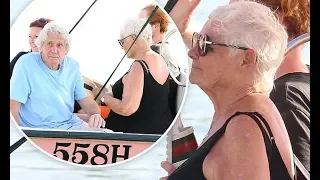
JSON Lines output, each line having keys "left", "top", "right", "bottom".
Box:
{"left": 10, "top": 22, "right": 106, "bottom": 130}
{"left": 139, "top": 4, "right": 181, "bottom": 117}
{"left": 10, "top": 18, "right": 52, "bottom": 78}
{"left": 102, "top": 17, "right": 173, "bottom": 134}
{"left": 160, "top": 1, "right": 294, "bottom": 180}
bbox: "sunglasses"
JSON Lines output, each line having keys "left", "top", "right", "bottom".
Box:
{"left": 192, "top": 32, "right": 249, "bottom": 56}
{"left": 118, "top": 35, "right": 131, "bottom": 47}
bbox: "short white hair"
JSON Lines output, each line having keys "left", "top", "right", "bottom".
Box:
{"left": 208, "top": 1, "right": 288, "bottom": 94}
{"left": 35, "top": 22, "right": 71, "bottom": 51}
{"left": 120, "top": 17, "right": 152, "bottom": 44}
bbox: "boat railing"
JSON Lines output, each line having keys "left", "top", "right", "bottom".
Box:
{"left": 20, "top": 127, "right": 162, "bottom": 142}
{"left": 286, "top": 33, "right": 310, "bottom": 56}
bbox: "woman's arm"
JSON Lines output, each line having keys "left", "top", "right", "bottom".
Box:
{"left": 203, "top": 115, "right": 272, "bottom": 180}
{"left": 167, "top": 0, "right": 201, "bottom": 49}
{"left": 104, "top": 62, "right": 144, "bottom": 116}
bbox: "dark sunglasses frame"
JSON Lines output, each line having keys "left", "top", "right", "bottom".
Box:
{"left": 192, "top": 32, "right": 249, "bottom": 56}
{"left": 118, "top": 35, "right": 132, "bottom": 47}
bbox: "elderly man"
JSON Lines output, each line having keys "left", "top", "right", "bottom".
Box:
{"left": 160, "top": 1, "right": 294, "bottom": 180}
{"left": 10, "top": 22, "right": 106, "bottom": 130}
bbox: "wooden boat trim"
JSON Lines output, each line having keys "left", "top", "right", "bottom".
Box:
{"left": 22, "top": 129, "right": 161, "bottom": 142}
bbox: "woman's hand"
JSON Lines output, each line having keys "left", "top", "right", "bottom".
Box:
{"left": 106, "top": 84, "right": 113, "bottom": 93}
{"left": 159, "top": 161, "right": 176, "bottom": 180}
{"left": 104, "top": 91, "right": 114, "bottom": 98}
{"left": 101, "top": 91, "right": 114, "bottom": 104}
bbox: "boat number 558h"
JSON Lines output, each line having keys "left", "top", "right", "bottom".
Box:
{"left": 53, "top": 142, "right": 132, "bottom": 165}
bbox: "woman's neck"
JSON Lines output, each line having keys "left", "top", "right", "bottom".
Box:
{"left": 132, "top": 48, "right": 151, "bottom": 60}
{"left": 203, "top": 84, "right": 258, "bottom": 120}
{"left": 275, "top": 46, "right": 309, "bottom": 79}
{"left": 152, "top": 32, "right": 165, "bottom": 44}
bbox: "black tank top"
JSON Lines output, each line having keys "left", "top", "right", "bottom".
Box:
{"left": 105, "top": 60, "right": 173, "bottom": 134}
{"left": 168, "top": 112, "right": 292, "bottom": 180}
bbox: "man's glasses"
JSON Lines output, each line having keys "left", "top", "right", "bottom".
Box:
{"left": 118, "top": 35, "right": 131, "bottom": 47}
{"left": 192, "top": 32, "right": 249, "bottom": 56}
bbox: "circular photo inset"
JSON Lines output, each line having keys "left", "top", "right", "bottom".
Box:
{"left": 10, "top": 0, "right": 190, "bottom": 167}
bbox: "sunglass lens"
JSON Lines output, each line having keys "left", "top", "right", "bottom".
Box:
{"left": 192, "top": 33, "right": 198, "bottom": 49}
{"left": 198, "top": 34, "right": 206, "bottom": 56}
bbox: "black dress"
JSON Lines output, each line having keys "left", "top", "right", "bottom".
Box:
{"left": 105, "top": 60, "right": 173, "bottom": 134}
{"left": 168, "top": 112, "right": 293, "bottom": 180}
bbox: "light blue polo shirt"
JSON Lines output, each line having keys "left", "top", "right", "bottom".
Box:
{"left": 10, "top": 52, "right": 87, "bottom": 129}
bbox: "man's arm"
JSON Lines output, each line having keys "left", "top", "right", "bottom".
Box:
{"left": 73, "top": 62, "right": 106, "bottom": 128}
{"left": 10, "top": 55, "right": 31, "bottom": 126}
{"left": 10, "top": 99, "right": 21, "bottom": 125}
{"left": 77, "top": 97, "right": 106, "bottom": 128}
{"left": 77, "top": 97, "right": 101, "bottom": 116}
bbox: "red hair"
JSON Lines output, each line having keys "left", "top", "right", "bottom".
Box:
{"left": 29, "top": 18, "right": 53, "bottom": 28}
{"left": 257, "top": 0, "right": 309, "bottom": 40}
{"left": 142, "top": 4, "right": 171, "bottom": 33}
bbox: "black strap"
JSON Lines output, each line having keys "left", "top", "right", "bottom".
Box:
{"left": 84, "top": 83, "right": 93, "bottom": 91}
{"left": 130, "top": 61, "right": 148, "bottom": 90}
{"left": 164, "top": 0, "right": 178, "bottom": 13}
{"left": 10, "top": 51, "right": 29, "bottom": 79}
{"left": 139, "top": 60, "right": 149, "bottom": 73}
{"left": 221, "top": 112, "right": 274, "bottom": 172}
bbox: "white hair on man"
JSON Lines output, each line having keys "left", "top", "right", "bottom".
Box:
{"left": 120, "top": 17, "right": 152, "bottom": 44}
{"left": 35, "top": 21, "right": 71, "bottom": 52}
{"left": 208, "top": 0, "right": 288, "bottom": 94}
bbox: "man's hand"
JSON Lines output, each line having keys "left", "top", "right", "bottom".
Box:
{"left": 88, "top": 114, "right": 106, "bottom": 128}
{"left": 159, "top": 161, "right": 176, "bottom": 180}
